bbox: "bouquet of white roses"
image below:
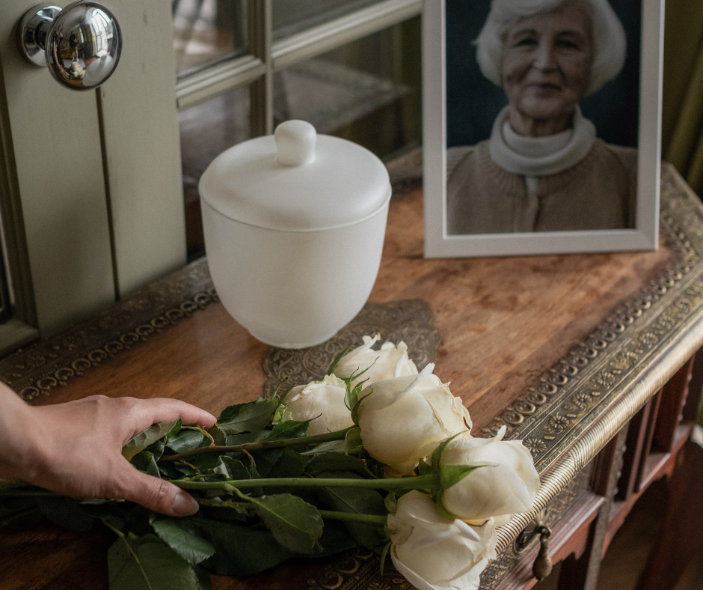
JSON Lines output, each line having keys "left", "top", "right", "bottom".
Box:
{"left": 0, "top": 336, "right": 539, "bottom": 590}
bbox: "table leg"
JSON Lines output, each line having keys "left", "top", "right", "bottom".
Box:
{"left": 635, "top": 436, "right": 703, "bottom": 590}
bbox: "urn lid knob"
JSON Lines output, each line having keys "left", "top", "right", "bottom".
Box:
{"left": 275, "top": 120, "right": 316, "bottom": 167}
{"left": 199, "top": 119, "right": 390, "bottom": 231}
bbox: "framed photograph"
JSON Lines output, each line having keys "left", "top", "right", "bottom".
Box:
{"left": 423, "top": 0, "right": 664, "bottom": 258}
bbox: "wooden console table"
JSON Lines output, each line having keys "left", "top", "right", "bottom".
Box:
{"left": 1, "top": 163, "right": 702, "bottom": 590}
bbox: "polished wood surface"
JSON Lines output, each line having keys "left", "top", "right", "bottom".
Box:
{"left": 29, "top": 188, "right": 673, "bottom": 431}
{"left": 0, "top": 186, "right": 680, "bottom": 590}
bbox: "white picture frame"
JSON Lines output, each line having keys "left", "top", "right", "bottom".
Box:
{"left": 423, "top": 0, "right": 664, "bottom": 258}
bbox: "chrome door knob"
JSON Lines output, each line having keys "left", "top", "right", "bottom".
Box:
{"left": 17, "top": 1, "right": 122, "bottom": 90}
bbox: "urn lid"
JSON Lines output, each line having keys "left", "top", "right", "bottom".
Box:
{"left": 199, "top": 120, "right": 391, "bottom": 231}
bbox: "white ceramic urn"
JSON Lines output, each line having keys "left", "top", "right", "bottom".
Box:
{"left": 199, "top": 120, "right": 391, "bottom": 349}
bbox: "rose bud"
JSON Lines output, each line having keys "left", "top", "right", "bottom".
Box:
{"left": 332, "top": 335, "right": 418, "bottom": 387}
{"left": 357, "top": 364, "right": 472, "bottom": 475}
{"left": 439, "top": 426, "right": 539, "bottom": 523}
{"left": 388, "top": 490, "right": 497, "bottom": 590}
{"left": 280, "top": 375, "right": 353, "bottom": 436}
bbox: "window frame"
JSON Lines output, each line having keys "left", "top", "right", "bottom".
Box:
{"left": 174, "top": 0, "right": 423, "bottom": 138}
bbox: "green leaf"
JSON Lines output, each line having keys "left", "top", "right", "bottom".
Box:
{"left": 224, "top": 430, "right": 270, "bottom": 446}
{"left": 123, "top": 421, "right": 179, "bottom": 460}
{"left": 267, "top": 450, "right": 310, "bottom": 480}
{"left": 305, "top": 453, "right": 366, "bottom": 475}
{"left": 350, "top": 390, "right": 371, "bottom": 425}
{"left": 166, "top": 430, "right": 205, "bottom": 454}
{"left": 38, "top": 496, "right": 94, "bottom": 531}
{"left": 148, "top": 441, "right": 165, "bottom": 462}
{"left": 187, "top": 452, "right": 223, "bottom": 474}
{"left": 316, "top": 472, "right": 387, "bottom": 549}
{"left": 174, "top": 463, "right": 198, "bottom": 478}
{"left": 243, "top": 493, "right": 323, "bottom": 555}
{"left": 182, "top": 517, "right": 294, "bottom": 576}
{"left": 108, "top": 534, "right": 200, "bottom": 590}
{"left": 384, "top": 492, "right": 397, "bottom": 515}
{"left": 0, "top": 497, "right": 42, "bottom": 530}
{"left": 131, "top": 451, "right": 161, "bottom": 478}
{"left": 434, "top": 490, "right": 457, "bottom": 521}
{"left": 417, "top": 458, "right": 436, "bottom": 476}
{"left": 217, "top": 399, "right": 279, "bottom": 435}
{"left": 194, "top": 565, "right": 212, "bottom": 590}
{"left": 344, "top": 381, "right": 361, "bottom": 413}
{"left": 250, "top": 448, "right": 284, "bottom": 477}
{"left": 273, "top": 383, "right": 294, "bottom": 404}
{"left": 79, "top": 501, "right": 128, "bottom": 531}
{"left": 0, "top": 478, "right": 26, "bottom": 491}
{"left": 430, "top": 432, "right": 466, "bottom": 472}
{"left": 380, "top": 541, "right": 391, "bottom": 575}
{"left": 267, "top": 420, "right": 310, "bottom": 440}
{"left": 345, "top": 427, "right": 363, "bottom": 455}
{"left": 163, "top": 420, "right": 182, "bottom": 443}
{"left": 326, "top": 346, "right": 350, "bottom": 376}
{"left": 212, "top": 456, "right": 249, "bottom": 480}
{"left": 206, "top": 425, "right": 227, "bottom": 446}
{"left": 440, "top": 464, "right": 481, "bottom": 490}
{"left": 273, "top": 404, "right": 286, "bottom": 423}
{"left": 151, "top": 517, "right": 216, "bottom": 566}
{"left": 301, "top": 440, "right": 347, "bottom": 455}
{"left": 158, "top": 462, "right": 182, "bottom": 480}
{"left": 314, "top": 519, "right": 357, "bottom": 556}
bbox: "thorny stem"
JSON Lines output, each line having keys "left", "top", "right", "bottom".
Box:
{"left": 160, "top": 427, "right": 354, "bottom": 462}
{"left": 173, "top": 473, "right": 440, "bottom": 493}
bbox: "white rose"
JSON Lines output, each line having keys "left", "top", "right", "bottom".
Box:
{"left": 358, "top": 364, "right": 472, "bottom": 474}
{"left": 332, "top": 335, "right": 418, "bottom": 387}
{"left": 388, "top": 491, "right": 497, "bottom": 590}
{"left": 440, "top": 426, "right": 540, "bottom": 522}
{"left": 280, "top": 375, "right": 354, "bottom": 436}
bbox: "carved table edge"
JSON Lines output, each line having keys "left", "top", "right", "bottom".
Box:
{"left": 492, "top": 164, "right": 703, "bottom": 551}
{"left": 0, "top": 259, "right": 217, "bottom": 399}
{"left": 496, "top": 296, "right": 703, "bottom": 553}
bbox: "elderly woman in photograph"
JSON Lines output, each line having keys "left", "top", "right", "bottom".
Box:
{"left": 447, "top": 0, "right": 636, "bottom": 235}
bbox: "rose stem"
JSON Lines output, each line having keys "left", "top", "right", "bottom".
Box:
{"left": 160, "top": 426, "right": 354, "bottom": 463}
{"left": 172, "top": 473, "right": 440, "bottom": 492}
{"left": 197, "top": 498, "right": 387, "bottom": 525}
{"left": 318, "top": 510, "right": 387, "bottom": 525}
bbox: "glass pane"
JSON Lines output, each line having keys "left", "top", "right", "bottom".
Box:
{"left": 272, "top": 0, "right": 381, "bottom": 40}
{"left": 180, "top": 86, "right": 250, "bottom": 260}
{"left": 273, "top": 18, "right": 421, "bottom": 160}
{"left": 173, "top": 0, "right": 248, "bottom": 78}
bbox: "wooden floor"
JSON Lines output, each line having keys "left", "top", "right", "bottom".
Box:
{"left": 534, "top": 477, "right": 703, "bottom": 590}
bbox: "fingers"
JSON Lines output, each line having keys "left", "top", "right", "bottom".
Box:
{"left": 127, "top": 397, "right": 217, "bottom": 436}
{"left": 115, "top": 463, "right": 199, "bottom": 517}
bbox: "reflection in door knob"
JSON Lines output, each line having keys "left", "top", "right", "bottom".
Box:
{"left": 17, "top": 1, "right": 122, "bottom": 91}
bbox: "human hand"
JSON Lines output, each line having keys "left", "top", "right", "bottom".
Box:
{"left": 0, "top": 386, "right": 216, "bottom": 517}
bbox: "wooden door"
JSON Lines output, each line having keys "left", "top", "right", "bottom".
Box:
{"left": 0, "top": 1, "right": 186, "bottom": 337}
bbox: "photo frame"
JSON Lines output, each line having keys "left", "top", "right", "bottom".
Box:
{"left": 423, "top": 0, "right": 664, "bottom": 258}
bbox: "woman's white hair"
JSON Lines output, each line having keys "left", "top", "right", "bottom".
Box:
{"left": 475, "top": 0, "right": 627, "bottom": 96}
